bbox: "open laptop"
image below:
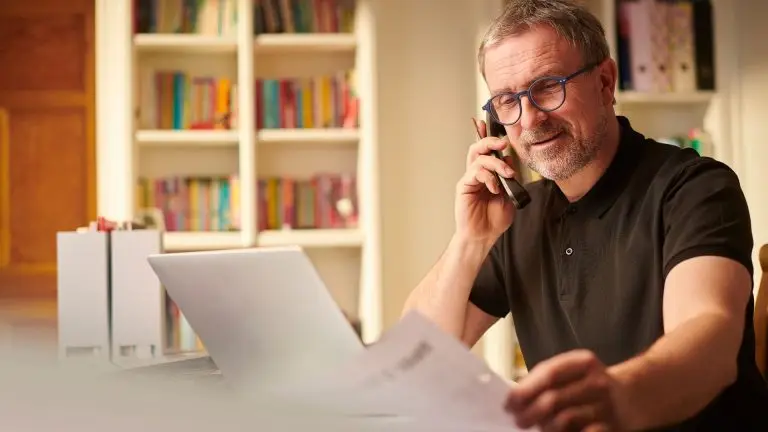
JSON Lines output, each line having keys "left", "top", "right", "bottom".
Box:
{"left": 145, "top": 246, "right": 366, "bottom": 396}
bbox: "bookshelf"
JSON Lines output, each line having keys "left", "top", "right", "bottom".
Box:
{"left": 163, "top": 231, "right": 243, "bottom": 251}
{"left": 615, "top": 90, "right": 715, "bottom": 104}
{"left": 134, "top": 33, "right": 239, "bottom": 52}
{"left": 254, "top": 33, "right": 357, "bottom": 52}
{"left": 258, "top": 127, "right": 359, "bottom": 143}
{"left": 97, "top": 0, "right": 381, "bottom": 352}
{"left": 477, "top": 0, "right": 726, "bottom": 381}
{"left": 603, "top": 0, "right": 722, "bottom": 158}
{"left": 136, "top": 129, "right": 240, "bottom": 145}
{"left": 258, "top": 228, "right": 364, "bottom": 248}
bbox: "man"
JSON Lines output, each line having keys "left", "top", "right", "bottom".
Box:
{"left": 402, "top": 0, "right": 768, "bottom": 431}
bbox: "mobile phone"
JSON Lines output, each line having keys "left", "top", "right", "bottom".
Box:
{"left": 481, "top": 114, "right": 531, "bottom": 209}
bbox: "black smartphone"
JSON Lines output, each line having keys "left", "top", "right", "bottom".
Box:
{"left": 484, "top": 113, "right": 531, "bottom": 209}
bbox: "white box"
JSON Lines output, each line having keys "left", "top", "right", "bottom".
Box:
{"left": 56, "top": 231, "right": 111, "bottom": 361}
{"left": 110, "top": 229, "right": 164, "bottom": 360}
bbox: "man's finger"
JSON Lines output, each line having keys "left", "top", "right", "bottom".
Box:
{"left": 583, "top": 424, "right": 612, "bottom": 432}
{"left": 473, "top": 117, "right": 487, "bottom": 139}
{"left": 460, "top": 164, "right": 504, "bottom": 195}
{"left": 511, "top": 371, "right": 608, "bottom": 427}
{"left": 466, "top": 137, "right": 508, "bottom": 167}
{"left": 506, "top": 350, "right": 598, "bottom": 409}
{"left": 473, "top": 154, "right": 515, "bottom": 178}
{"left": 475, "top": 168, "right": 499, "bottom": 194}
{"left": 544, "top": 404, "right": 604, "bottom": 432}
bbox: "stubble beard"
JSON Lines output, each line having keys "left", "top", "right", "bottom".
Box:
{"left": 522, "top": 111, "right": 608, "bottom": 181}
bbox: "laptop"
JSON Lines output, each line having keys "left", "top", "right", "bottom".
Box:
{"left": 145, "top": 246, "right": 366, "bottom": 396}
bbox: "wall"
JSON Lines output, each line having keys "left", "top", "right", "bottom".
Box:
{"left": 732, "top": 1, "right": 768, "bottom": 294}
{"left": 374, "top": 0, "right": 497, "bottom": 330}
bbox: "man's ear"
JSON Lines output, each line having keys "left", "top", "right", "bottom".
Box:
{"left": 599, "top": 58, "right": 619, "bottom": 107}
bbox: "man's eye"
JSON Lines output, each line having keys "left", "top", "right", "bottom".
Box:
{"left": 498, "top": 94, "right": 517, "bottom": 106}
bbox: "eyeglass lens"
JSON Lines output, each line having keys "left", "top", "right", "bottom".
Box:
{"left": 491, "top": 78, "right": 565, "bottom": 124}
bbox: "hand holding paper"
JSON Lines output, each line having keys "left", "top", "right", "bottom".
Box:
{"left": 284, "top": 311, "right": 539, "bottom": 431}
{"left": 504, "top": 350, "right": 623, "bottom": 431}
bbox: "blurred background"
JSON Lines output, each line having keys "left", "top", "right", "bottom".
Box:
{"left": 0, "top": 0, "right": 765, "bottom": 381}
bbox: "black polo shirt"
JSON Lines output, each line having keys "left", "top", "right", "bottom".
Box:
{"left": 469, "top": 116, "right": 768, "bottom": 430}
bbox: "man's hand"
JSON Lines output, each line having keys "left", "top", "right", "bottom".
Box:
{"left": 504, "top": 350, "right": 624, "bottom": 432}
{"left": 455, "top": 118, "right": 518, "bottom": 246}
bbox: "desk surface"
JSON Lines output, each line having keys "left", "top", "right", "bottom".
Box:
{"left": 117, "top": 352, "right": 225, "bottom": 385}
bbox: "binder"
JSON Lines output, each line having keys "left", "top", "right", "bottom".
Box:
{"left": 56, "top": 231, "right": 111, "bottom": 361}
{"left": 110, "top": 229, "right": 165, "bottom": 360}
{"left": 626, "top": 0, "right": 654, "bottom": 92}
{"left": 616, "top": 0, "right": 634, "bottom": 91}
{"left": 649, "top": 0, "right": 673, "bottom": 92}
{"left": 692, "top": 0, "right": 715, "bottom": 90}
{"left": 668, "top": 0, "right": 697, "bottom": 92}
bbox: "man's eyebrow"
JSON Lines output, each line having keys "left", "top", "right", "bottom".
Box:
{"left": 490, "top": 86, "right": 516, "bottom": 97}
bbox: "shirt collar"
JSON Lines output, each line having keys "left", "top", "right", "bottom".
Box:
{"left": 545, "top": 116, "right": 645, "bottom": 219}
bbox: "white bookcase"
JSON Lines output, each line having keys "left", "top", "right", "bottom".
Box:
{"left": 593, "top": 0, "right": 725, "bottom": 160}
{"left": 477, "top": 0, "right": 728, "bottom": 381}
{"left": 96, "top": 0, "right": 382, "bottom": 344}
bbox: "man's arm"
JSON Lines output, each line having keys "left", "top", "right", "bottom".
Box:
{"left": 609, "top": 157, "right": 755, "bottom": 429}
{"left": 609, "top": 255, "right": 752, "bottom": 429}
{"left": 505, "top": 157, "right": 756, "bottom": 431}
{"left": 402, "top": 233, "right": 502, "bottom": 347}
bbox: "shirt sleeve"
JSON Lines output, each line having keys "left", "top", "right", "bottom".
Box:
{"left": 468, "top": 234, "right": 511, "bottom": 318}
{"left": 662, "top": 156, "right": 754, "bottom": 279}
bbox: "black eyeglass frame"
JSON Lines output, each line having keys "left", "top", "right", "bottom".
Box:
{"left": 482, "top": 61, "right": 602, "bottom": 126}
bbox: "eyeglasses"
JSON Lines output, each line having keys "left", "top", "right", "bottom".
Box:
{"left": 482, "top": 62, "right": 600, "bottom": 126}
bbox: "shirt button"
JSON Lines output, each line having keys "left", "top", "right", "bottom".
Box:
{"left": 565, "top": 247, "right": 574, "bottom": 256}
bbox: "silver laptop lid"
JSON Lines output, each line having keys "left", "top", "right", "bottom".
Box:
{"left": 147, "top": 246, "right": 365, "bottom": 395}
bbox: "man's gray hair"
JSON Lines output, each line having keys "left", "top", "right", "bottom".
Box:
{"left": 478, "top": 0, "right": 610, "bottom": 78}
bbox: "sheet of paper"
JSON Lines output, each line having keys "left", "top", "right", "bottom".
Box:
{"left": 277, "top": 311, "right": 536, "bottom": 431}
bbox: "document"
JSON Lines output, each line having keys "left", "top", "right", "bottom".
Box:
{"left": 279, "top": 311, "right": 537, "bottom": 431}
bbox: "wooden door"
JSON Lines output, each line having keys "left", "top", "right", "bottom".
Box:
{"left": 0, "top": 0, "right": 95, "bottom": 298}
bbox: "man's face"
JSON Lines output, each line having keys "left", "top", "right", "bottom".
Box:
{"left": 483, "top": 25, "right": 612, "bottom": 181}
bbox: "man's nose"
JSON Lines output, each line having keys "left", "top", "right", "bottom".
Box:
{"left": 518, "top": 97, "right": 548, "bottom": 130}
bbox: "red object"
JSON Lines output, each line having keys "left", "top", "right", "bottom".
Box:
{"left": 96, "top": 217, "right": 117, "bottom": 232}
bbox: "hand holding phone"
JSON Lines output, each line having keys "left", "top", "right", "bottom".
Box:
{"left": 472, "top": 117, "right": 531, "bottom": 210}
{"left": 454, "top": 118, "right": 521, "bottom": 244}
